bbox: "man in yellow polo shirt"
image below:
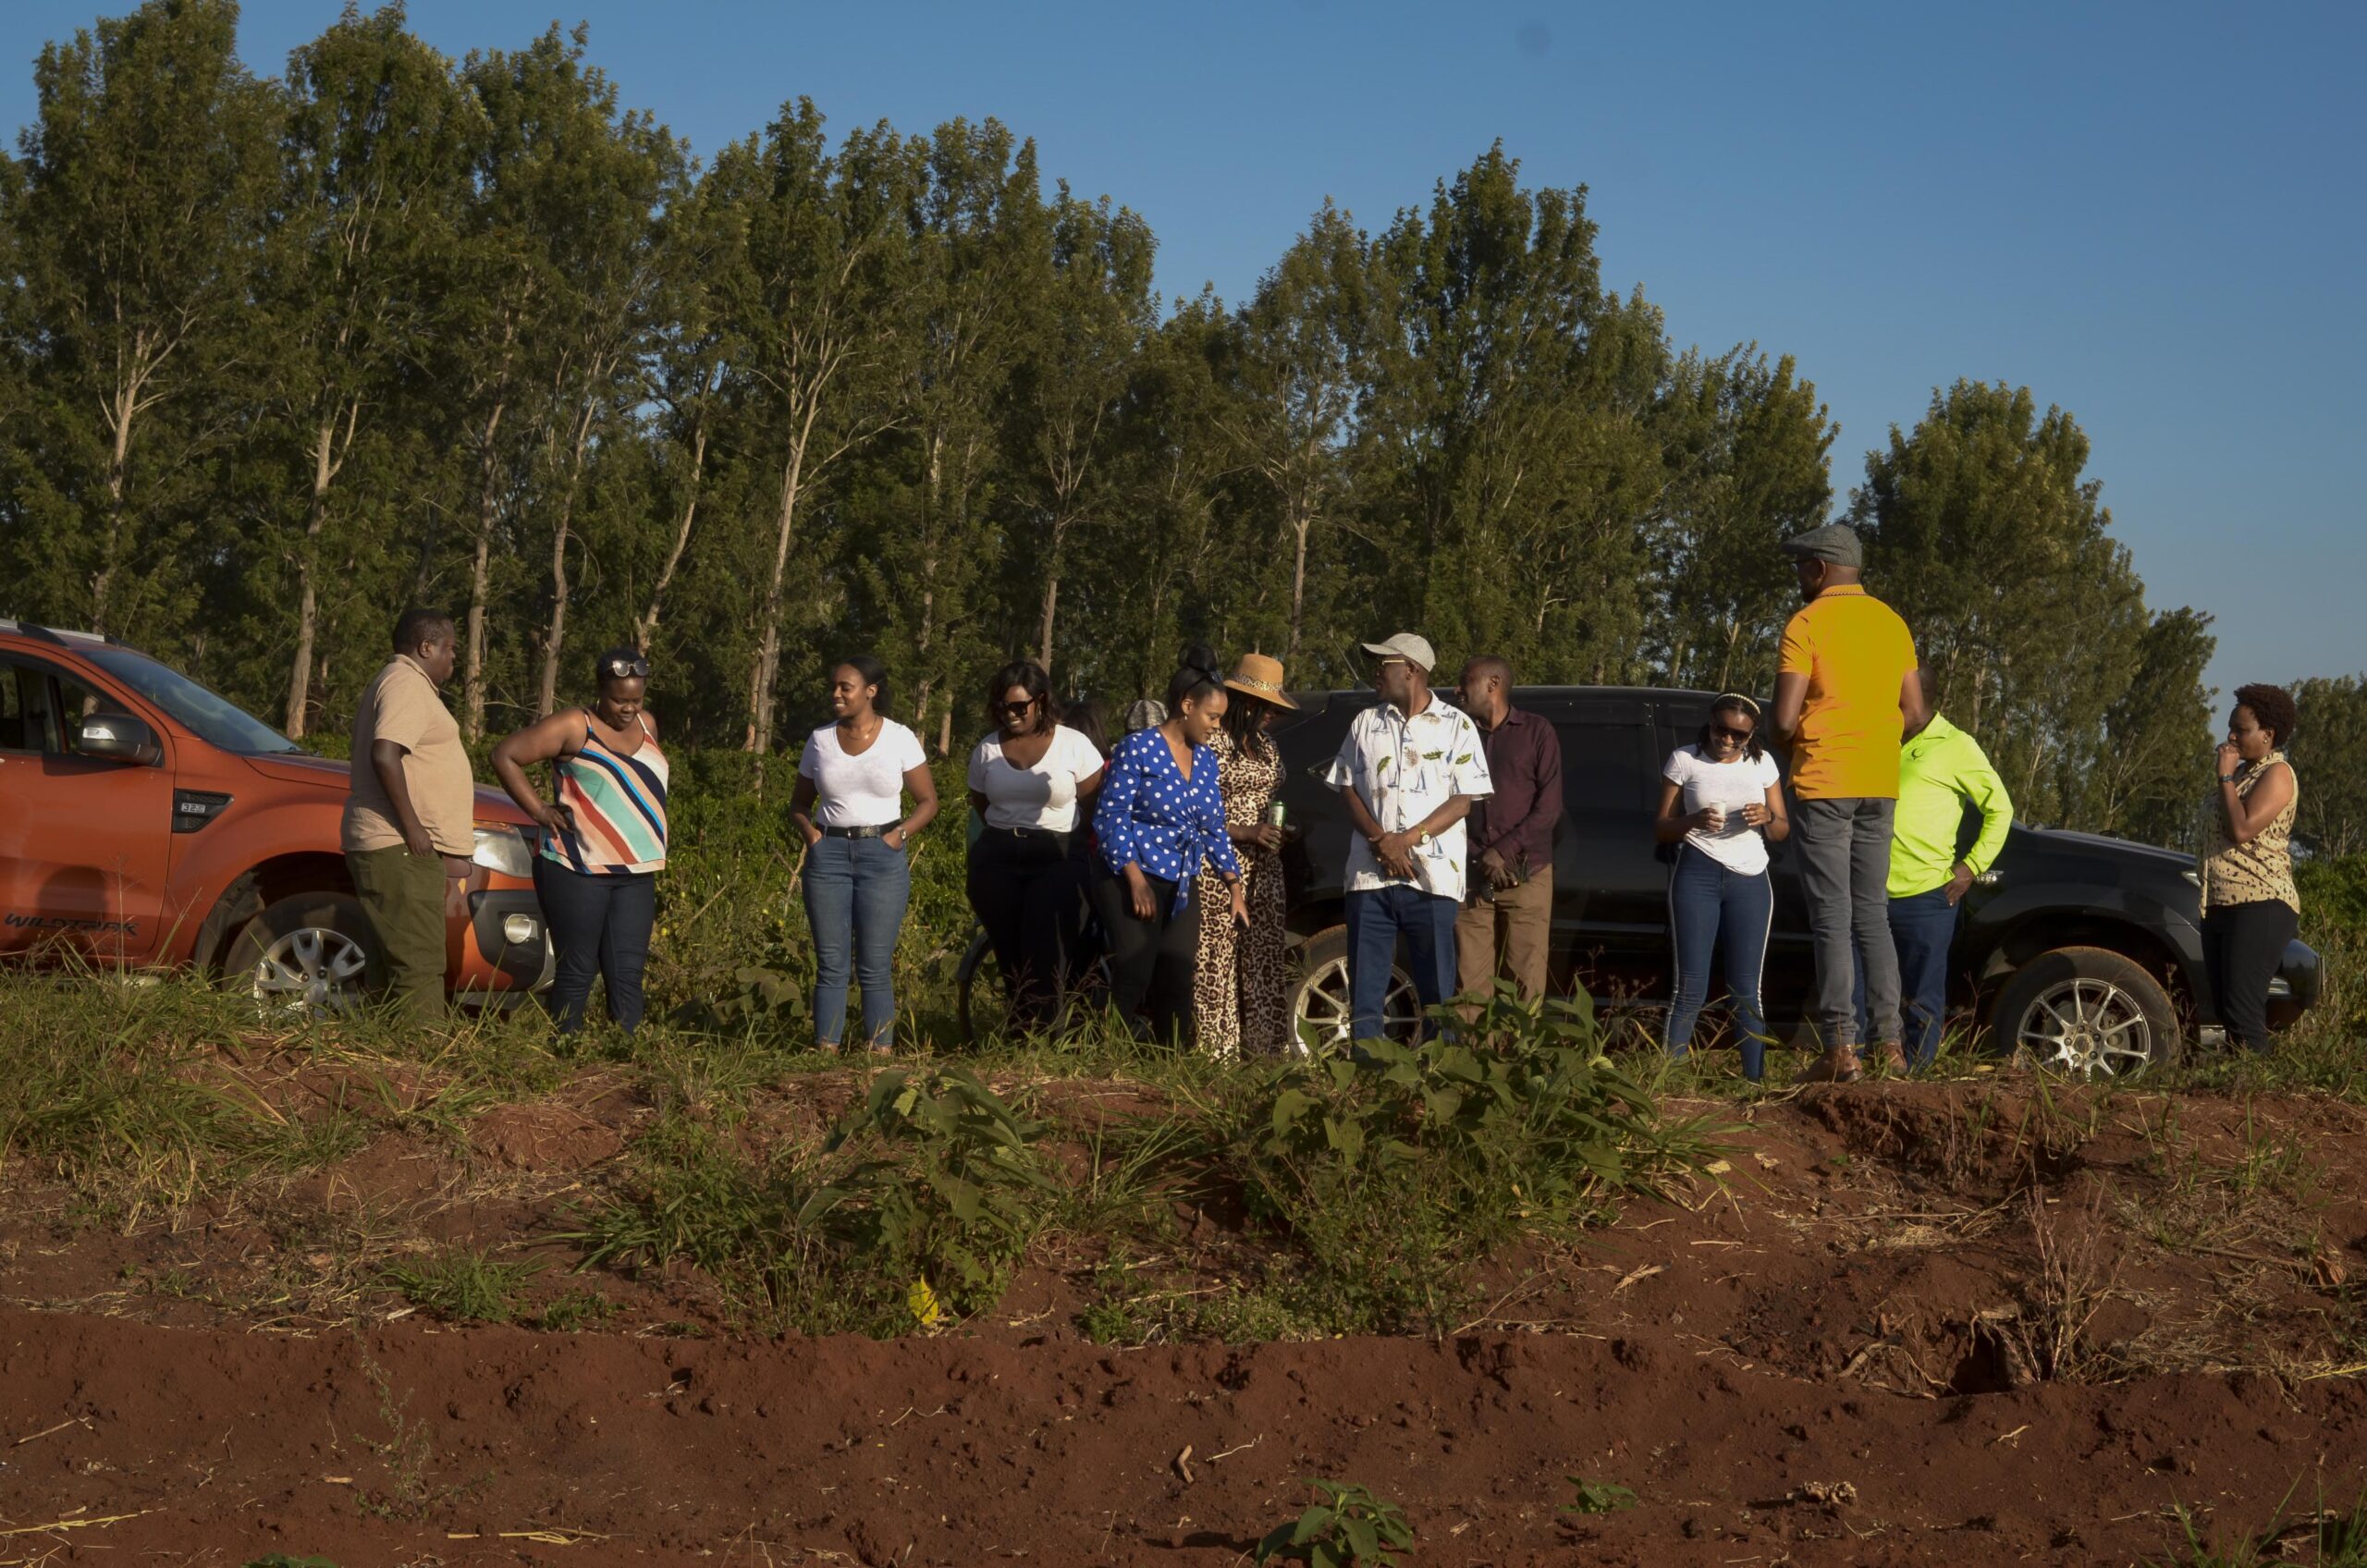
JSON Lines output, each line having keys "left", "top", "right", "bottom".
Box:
{"left": 1769, "top": 522, "right": 1929, "bottom": 1083}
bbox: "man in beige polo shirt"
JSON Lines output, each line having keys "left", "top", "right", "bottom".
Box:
{"left": 343, "top": 609, "right": 474, "bottom": 1023}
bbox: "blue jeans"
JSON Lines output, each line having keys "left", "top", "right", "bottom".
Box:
{"left": 1664, "top": 846, "right": 1774, "bottom": 1080}
{"left": 1344, "top": 885, "right": 1458, "bottom": 1042}
{"left": 532, "top": 859, "right": 656, "bottom": 1035}
{"left": 802, "top": 834, "right": 911, "bottom": 1049}
{"left": 1852, "top": 886, "right": 1960, "bottom": 1067}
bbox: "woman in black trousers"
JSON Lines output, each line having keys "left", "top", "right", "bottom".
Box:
{"left": 1088, "top": 647, "right": 1248, "bottom": 1047}
{"left": 2199, "top": 682, "right": 2301, "bottom": 1052}
{"left": 964, "top": 661, "right": 1106, "bottom": 1032}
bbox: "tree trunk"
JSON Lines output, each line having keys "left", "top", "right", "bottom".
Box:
{"left": 635, "top": 414, "right": 709, "bottom": 649}
{"left": 90, "top": 382, "right": 140, "bottom": 637}
{"left": 748, "top": 435, "right": 810, "bottom": 754}
{"left": 1288, "top": 505, "right": 1310, "bottom": 665}
{"left": 283, "top": 409, "right": 352, "bottom": 740}
{"left": 536, "top": 400, "right": 600, "bottom": 718}
{"left": 463, "top": 397, "right": 507, "bottom": 742}
{"left": 1036, "top": 570, "right": 1060, "bottom": 674}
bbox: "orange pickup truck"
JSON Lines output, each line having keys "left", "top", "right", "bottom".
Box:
{"left": 0, "top": 619, "right": 552, "bottom": 1009}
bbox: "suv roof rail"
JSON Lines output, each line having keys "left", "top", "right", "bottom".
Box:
{"left": 0, "top": 619, "right": 111, "bottom": 646}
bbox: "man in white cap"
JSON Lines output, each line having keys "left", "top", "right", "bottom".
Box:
{"left": 1324, "top": 632, "right": 1493, "bottom": 1042}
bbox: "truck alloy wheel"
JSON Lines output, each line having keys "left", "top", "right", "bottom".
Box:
{"left": 1994, "top": 945, "right": 2181, "bottom": 1079}
{"left": 1289, "top": 925, "right": 1422, "bottom": 1052}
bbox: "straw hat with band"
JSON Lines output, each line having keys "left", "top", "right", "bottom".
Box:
{"left": 1222, "top": 653, "right": 1299, "bottom": 711}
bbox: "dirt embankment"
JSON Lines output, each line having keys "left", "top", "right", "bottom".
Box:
{"left": 3, "top": 1077, "right": 2365, "bottom": 1564}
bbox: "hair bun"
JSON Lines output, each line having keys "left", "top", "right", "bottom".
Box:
{"left": 1177, "top": 642, "right": 1221, "bottom": 680}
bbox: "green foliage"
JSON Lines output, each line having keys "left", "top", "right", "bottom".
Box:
{"left": 0, "top": 5, "right": 2300, "bottom": 833}
{"left": 1182, "top": 986, "right": 1725, "bottom": 1332}
{"left": 2292, "top": 678, "right": 2367, "bottom": 860}
{"left": 1855, "top": 380, "right": 2209, "bottom": 835}
{"left": 382, "top": 1245, "right": 545, "bottom": 1324}
{"left": 1256, "top": 1480, "right": 1414, "bottom": 1567}
{"left": 1562, "top": 1476, "right": 1640, "bottom": 1515}
{"left": 573, "top": 1064, "right": 1054, "bottom": 1333}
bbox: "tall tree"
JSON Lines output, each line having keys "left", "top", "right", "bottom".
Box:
{"left": 1651, "top": 347, "right": 1835, "bottom": 693}
{"left": 1008, "top": 186, "right": 1156, "bottom": 675}
{"left": 2290, "top": 675, "right": 2367, "bottom": 860}
{"left": 265, "top": 2, "right": 472, "bottom": 737}
{"left": 1362, "top": 145, "right": 1669, "bottom": 680}
{"left": 2072, "top": 606, "right": 2216, "bottom": 848}
{"left": 1853, "top": 382, "right": 2151, "bottom": 825}
{"left": 2, "top": 0, "right": 277, "bottom": 641}
{"left": 1220, "top": 199, "right": 1372, "bottom": 665}
{"left": 724, "top": 104, "right": 920, "bottom": 753}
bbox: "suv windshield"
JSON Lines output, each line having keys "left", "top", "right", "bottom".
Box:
{"left": 83, "top": 647, "right": 304, "bottom": 757}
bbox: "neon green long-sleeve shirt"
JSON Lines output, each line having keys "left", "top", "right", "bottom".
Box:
{"left": 1890, "top": 715, "right": 2014, "bottom": 899}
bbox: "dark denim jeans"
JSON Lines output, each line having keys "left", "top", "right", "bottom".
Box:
{"left": 1852, "top": 886, "right": 1959, "bottom": 1067}
{"left": 802, "top": 834, "right": 911, "bottom": 1049}
{"left": 1664, "top": 846, "right": 1774, "bottom": 1079}
{"left": 532, "top": 859, "right": 656, "bottom": 1034}
{"left": 1794, "top": 797, "right": 1901, "bottom": 1048}
{"left": 1344, "top": 884, "right": 1458, "bottom": 1042}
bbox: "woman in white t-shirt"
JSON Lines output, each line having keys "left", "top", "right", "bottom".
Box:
{"left": 1654, "top": 693, "right": 1790, "bottom": 1080}
{"left": 964, "top": 659, "right": 1105, "bottom": 1032}
{"left": 789, "top": 656, "right": 939, "bottom": 1053}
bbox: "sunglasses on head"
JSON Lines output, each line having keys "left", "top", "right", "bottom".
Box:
{"left": 602, "top": 655, "right": 650, "bottom": 680}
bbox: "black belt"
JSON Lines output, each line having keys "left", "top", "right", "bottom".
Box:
{"left": 820, "top": 824, "right": 894, "bottom": 839}
{"left": 981, "top": 824, "right": 1071, "bottom": 843}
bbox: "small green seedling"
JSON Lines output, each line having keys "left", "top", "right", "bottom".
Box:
{"left": 1562, "top": 1475, "right": 1639, "bottom": 1514}
{"left": 1256, "top": 1479, "right": 1414, "bottom": 1567}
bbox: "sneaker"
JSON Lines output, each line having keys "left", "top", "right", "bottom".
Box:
{"left": 1797, "top": 1046, "right": 1863, "bottom": 1084}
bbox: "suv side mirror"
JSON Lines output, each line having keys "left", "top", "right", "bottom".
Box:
{"left": 77, "top": 712, "right": 161, "bottom": 766}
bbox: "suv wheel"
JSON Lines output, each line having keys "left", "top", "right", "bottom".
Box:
{"left": 224, "top": 893, "right": 374, "bottom": 1015}
{"left": 1289, "top": 925, "right": 1421, "bottom": 1051}
{"left": 1993, "top": 945, "right": 2182, "bottom": 1078}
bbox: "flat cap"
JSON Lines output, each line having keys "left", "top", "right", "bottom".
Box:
{"left": 1361, "top": 632, "right": 1438, "bottom": 672}
{"left": 1779, "top": 521, "right": 1864, "bottom": 568}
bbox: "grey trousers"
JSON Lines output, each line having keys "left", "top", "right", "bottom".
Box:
{"left": 1794, "top": 797, "right": 1902, "bottom": 1048}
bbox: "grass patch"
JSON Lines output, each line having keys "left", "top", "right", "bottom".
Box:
{"left": 382, "top": 1244, "right": 545, "bottom": 1324}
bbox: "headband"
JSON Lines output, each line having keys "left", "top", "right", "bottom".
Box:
{"left": 1713, "top": 692, "right": 1762, "bottom": 717}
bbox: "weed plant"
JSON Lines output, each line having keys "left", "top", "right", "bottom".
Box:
{"left": 573, "top": 1064, "right": 1056, "bottom": 1334}
{"left": 1166, "top": 986, "right": 1728, "bottom": 1335}
{"left": 1257, "top": 1480, "right": 1415, "bottom": 1567}
{"left": 382, "top": 1244, "right": 545, "bottom": 1323}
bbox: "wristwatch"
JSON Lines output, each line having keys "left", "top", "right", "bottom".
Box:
{"left": 2219, "top": 774, "right": 2238, "bottom": 784}
{"left": 1415, "top": 829, "right": 1432, "bottom": 846}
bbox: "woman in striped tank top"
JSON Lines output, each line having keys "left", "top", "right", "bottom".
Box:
{"left": 492, "top": 647, "right": 668, "bottom": 1034}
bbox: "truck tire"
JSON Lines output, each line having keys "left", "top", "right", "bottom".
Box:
{"left": 223, "top": 892, "right": 374, "bottom": 1015}
{"left": 1287, "top": 925, "right": 1421, "bottom": 1054}
{"left": 1992, "top": 944, "right": 2182, "bottom": 1078}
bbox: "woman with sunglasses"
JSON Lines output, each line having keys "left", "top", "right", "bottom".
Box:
{"left": 490, "top": 647, "right": 668, "bottom": 1035}
{"left": 790, "top": 656, "right": 939, "bottom": 1054}
{"left": 1654, "top": 693, "right": 1789, "bottom": 1080}
{"left": 965, "top": 660, "right": 1105, "bottom": 1031}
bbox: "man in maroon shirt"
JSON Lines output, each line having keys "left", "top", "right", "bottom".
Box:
{"left": 1453, "top": 655, "right": 1564, "bottom": 1003}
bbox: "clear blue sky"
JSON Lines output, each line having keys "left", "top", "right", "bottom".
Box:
{"left": 5, "top": 1, "right": 2361, "bottom": 702}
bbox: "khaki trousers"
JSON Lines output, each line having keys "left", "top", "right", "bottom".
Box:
{"left": 1454, "top": 864, "right": 1553, "bottom": 1002}
{"left": 348, "top": 846, "right": 450, "bottom": 1023}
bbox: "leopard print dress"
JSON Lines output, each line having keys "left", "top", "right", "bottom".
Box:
{"left": 1195, "top": 729, "right": 1290, "bottom": 1059}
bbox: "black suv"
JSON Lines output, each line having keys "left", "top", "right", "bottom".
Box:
{"left": 1269, "top": 686, "right": 2323, "bottom": 1072}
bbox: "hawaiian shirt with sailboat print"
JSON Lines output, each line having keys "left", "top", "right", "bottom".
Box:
{"left": 1323, "top": 696, "right": 1493, "bottom": 901}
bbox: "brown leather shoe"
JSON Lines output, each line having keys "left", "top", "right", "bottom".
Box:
{"left": 1871, "top": 1041, "right": 1909, "bottom": 1075}
{"left": 1797, "top": 1045, "right": 1863, "bottom": 1084}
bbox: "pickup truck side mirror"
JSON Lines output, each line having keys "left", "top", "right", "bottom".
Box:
{"left": 77, "top": 712, "right": 162, "bottom": 766}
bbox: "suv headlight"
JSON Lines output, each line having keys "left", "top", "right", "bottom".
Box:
{"left": 472, "top": 824, "right": 536, "bottom": 878}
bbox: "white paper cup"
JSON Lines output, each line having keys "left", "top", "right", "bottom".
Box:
{"left": 1703, "top": 803, "right": 1728, "bottom": 832}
